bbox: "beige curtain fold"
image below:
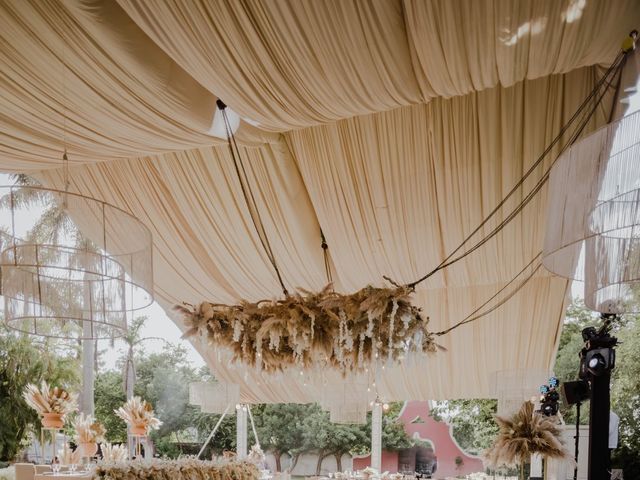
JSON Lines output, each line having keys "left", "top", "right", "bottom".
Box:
{"left": 403, "top": 0, "right": 639, "bottom": 98}
{"left": 117, "top": 0, "right": 422, "bottom": 131}
{"left": 285, "top": 66, "right": 610, "bottom": 292}
{"left": 36, "top": 140, "right": 328, "bottom": 310}
{"left": 35, "top": 64, "right": 611, "bottom": 400}
{"left": 116, "top": 0, "right": 637, "bottom": 131}
{"left": 0, "top": 0, "right": 219, "bottom": 171}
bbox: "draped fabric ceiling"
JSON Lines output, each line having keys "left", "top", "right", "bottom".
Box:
{"left": 1, "top": 0, "right": 638, "bottom": 401}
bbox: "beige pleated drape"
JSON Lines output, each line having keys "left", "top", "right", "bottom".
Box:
{"left": 117, "top": 0, "right": 638, "bottom": 131}
{"left": 0, "top": 0, "right": 219, "bottom": 170}
{"left": 37, "top": 64, "right": 610, "bottom": 400}
{"left": 1, "top": 0, "right": 636, "bottom": 400}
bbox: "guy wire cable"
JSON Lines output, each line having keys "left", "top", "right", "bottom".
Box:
{"left": 431, "top": 63, "right": 620, "bottom": 336}
{"left": 405, "top": 48, "right": 628, "bottom": 290}
{"left": 219, "top": 100, "right": 289, "bottom": 296}
{"left": 435, "top": 253, "right": 543, "bottom": 336}
{"left": 437, "top": 65, "right": 620, "bottom": 270}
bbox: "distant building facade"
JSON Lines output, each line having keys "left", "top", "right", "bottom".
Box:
{"left": 353, "top": 401, "right": 484, "bottom": 477}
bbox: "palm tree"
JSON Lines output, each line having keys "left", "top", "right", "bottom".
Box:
{"left": 120, "top": 315, "right": 168, "bottom": 458}
{"left": 4, "top": 175, "right": 109, "bottom": 415}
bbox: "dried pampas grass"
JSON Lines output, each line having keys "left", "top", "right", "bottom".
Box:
{"left": 177, "top": 284, "right": 440, "bottom": 374}
{"left": 23, "top": 381, "right": 77, "bottom": 416}
{"left": 101, "top": 443, "right": 128, "bottom": 463}
{"left": 73, "top": 413, "right": 106, "bottom": 444}
{"left": 93, "top": 458, "right": 259, "bottom": 480}
{"left": 114, "top": 397, "right": 162, "bottom": 431}
{"left": 58, "top": 443, "right": 81, "bottom": 466}
{"left": 484, "top": 401, "right": 571, "bottom": 472}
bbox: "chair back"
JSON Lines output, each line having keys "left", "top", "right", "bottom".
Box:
{"left": 14, "top": 463, "right": 35, "bottom": 480}
{"left": 34, "top": 465, "right": 51, "bottom": 475}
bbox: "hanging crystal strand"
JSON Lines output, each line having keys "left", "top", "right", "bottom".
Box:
{"left": 232, "top": 319, "right": 243, "bottom": 341}
{"left": 388, "top": 300, "right": 398, "bottom": 361}
{"left": 401, "top": 312, "right": 411, "bottom": 334}
{"left": 366, "top": 311, "right": 374, "bottom": 337}
{"left": 255, "top": 331, "right": 263, "bottom": 372}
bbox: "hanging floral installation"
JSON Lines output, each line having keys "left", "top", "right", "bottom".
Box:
{"left": 484, "top": 401, "right": 571, "bottom": 478}
{"left": 23, "top": 381, "right": 78, "bottom": 427}
{"left": 178, "top": 284, "right": 440, "bottom": 374}
{"left": 114, "top": 396, "right": 162, "bottom": 435}
{"left": 93, "top": 458, "right": 259, "bottom": 480}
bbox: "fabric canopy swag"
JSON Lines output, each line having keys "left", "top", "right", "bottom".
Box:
{"left": 1, "top": 0, "right": 638, "bottom": 401}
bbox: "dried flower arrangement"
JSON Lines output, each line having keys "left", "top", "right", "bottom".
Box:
{"left": 93, "top": 458, "right": 259, "bottom": 480}
{"left": 73, "top": 413, "right": 106, "bottom": 444}
{"left": 178, "top": 284, "right": 439, "bottom": 374}
{"left": 484, "top": 401, "right": 571, "bottom": 478}
{"left": 58, "top": 443, "right": 81, "bottom": 465}
{"left": 114, "top": 397, "right": 162, "bottom": 435}
{"left": 247, "top": 444, "right": 265, "bottom": 466}
{"left": 100, "top": 443, "right": 128, "bottom": 463}
{"left": 23, "top": 381, "right": 78, "bottom": 427}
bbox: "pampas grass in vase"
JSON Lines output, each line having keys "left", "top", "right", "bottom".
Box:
{"left": 23, "top": 381, "right": 78, "bottom": 429}
{"left": 73, "top": 413, "right": 106, "bottom": 457}
{"left": 484, "top": 401, "right": 571, "bottom": 480}
{"left": 114, "top": 396, "right": 162, "bottom": 436}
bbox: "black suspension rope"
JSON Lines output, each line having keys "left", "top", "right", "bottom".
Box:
{"left": 426, "top": 51, "right": 628, "bottom": 336}
{"left": 435, "top": 253, "right": 543, "bottom": 336}
{"left": 320, "top": 229, "right": 332, "bottom": 284}
{"left": 218, "top": 100, "right": 289, "bottom": 296}
{"left": 428, "top": 57, "right": 624, "bottom": 336}
{"left": 435, "top": 62, "right": 621, "bottom": 271}
{"left": 405, "top": 50, "right": 628, "bottom": 290}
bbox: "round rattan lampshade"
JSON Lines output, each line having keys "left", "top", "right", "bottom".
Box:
{"left": 543, "top": 110, "right": 640, "bottom": 313}
{"left": 321, "top": 378, "right": 369, "bottom": 425}
{"left": 0, "top": 185, "right": 153, "bottom": 339}
{"left": 189, "top": 381, "right": 240, "bottom": 414}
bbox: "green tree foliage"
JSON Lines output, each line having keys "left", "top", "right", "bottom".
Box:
{"left": 299, "top": 407, "right": 369, "bottom": 475}
{"left": 254, "top": 403, "right": 312, "bottom": 471}
{"left": 94, "top": 343, "right": 241, "bottom": 459}
{"left": 94, "top": 371, "right": 127, "bottom": 443}
{"left": 611, "top": 315, "right": 640, "bottom": 476}
{"left": 430, "top": 399, "right": 498, "bottom": 455}
{"left": 297, "top": 404, "right": 413, "bottom": 475}
{"left": 0, "top": 327, "right": 79, "bottom": 461}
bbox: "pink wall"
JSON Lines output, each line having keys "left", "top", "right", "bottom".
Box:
{"left": 398, "top": 401, "right": 484, "bottom": 477}
{"left": 354, "top": 401, "right": 484, "bottom": 478}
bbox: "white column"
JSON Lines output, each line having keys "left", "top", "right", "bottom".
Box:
{"left": 236, "top": 405, "right": 248, "bottom": 459}
{"left": 530, "top": 453, "right": 543, "bottom": 478}
{"left": 371, "top": 403, "right": 382, "bottom": 471}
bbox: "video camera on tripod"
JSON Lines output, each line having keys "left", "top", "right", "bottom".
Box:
{"left": 538, "top": 377, "right": 560, "bottom": 417}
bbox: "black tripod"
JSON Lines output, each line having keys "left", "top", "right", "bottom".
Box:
{"left": 580, "top": 314, "right": 618, "bottom": 480}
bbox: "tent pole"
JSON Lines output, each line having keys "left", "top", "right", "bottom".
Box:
{"left": 371, "top": 402, "right": 382, "bottom": 471}
{"left": 247, "top": 404, "right": 260, "bottom": 448}
{"left": 237, "top": 405, "right": 248, "bottom": 459}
